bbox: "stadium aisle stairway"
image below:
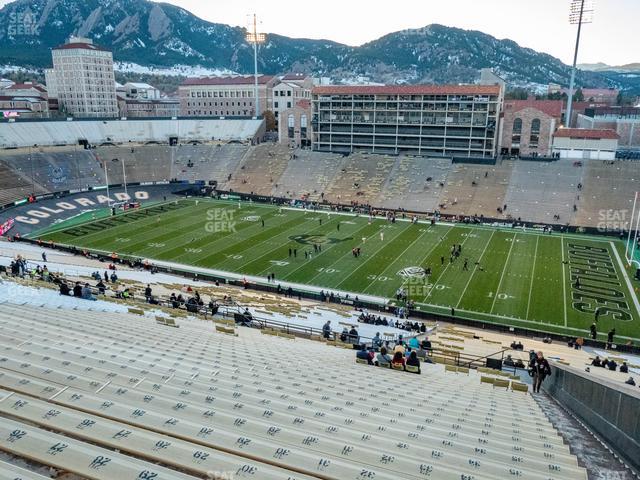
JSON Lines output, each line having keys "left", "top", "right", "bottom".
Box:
{"left": 0, "top": 302, "right": 587, "bottom": 479}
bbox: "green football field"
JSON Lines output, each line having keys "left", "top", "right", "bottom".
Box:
{"left": 37, "top": 199, "right": 640, "bottom": 341}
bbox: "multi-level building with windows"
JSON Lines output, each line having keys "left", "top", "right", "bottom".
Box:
{"left": 50, "top": 37, "right": 118, "bottom": 118}
{"left": 179, "top": 75, "right": 276, "bottom": 117}
{"left": 500, "top": 99, "right": 563, "bottom": 157}
{"left": 311, "top": 84, "right": 502, "bottom": 157}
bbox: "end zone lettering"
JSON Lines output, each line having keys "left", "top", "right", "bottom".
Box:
{"left": 567, "top": 243, "right": 632, "bottom": 321}
{"left": 14, "top": 191, "right": 150, "bottom": 225}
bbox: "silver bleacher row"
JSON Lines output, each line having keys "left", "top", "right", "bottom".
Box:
{"left": 0, "top": 302, "right": 587, "bottom": 479}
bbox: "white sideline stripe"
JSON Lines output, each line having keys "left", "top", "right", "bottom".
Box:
{"left": 611, "top": 241, "right": 640, "bottom": 317}
{"left": 456, "top": 230, "right": 495, "bottom": 309}
{"left": 561, "top": 237, "right": 568, "bottom": 327}
{"left": 490, "top": 232, "right": 517, "bottom": 314}
{"left": 526, "top": 236, "right": 540, "bottom": 321}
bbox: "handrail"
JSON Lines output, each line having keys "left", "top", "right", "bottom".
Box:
{"left": 459, "top": 347, "right": 511, "bottom": 369}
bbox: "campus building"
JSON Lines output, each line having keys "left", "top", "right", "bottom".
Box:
{"left": 311, "top": 84, "right": 502, "bottom": 157}
{"left": 577, "top": 106, "right": 640, "bottom": 148}
{"left": 278, "top": 99, "right": 312, "bottom": 148}
{"left": 552, "top": 128, "right": 619, "bottom": 160}
{"left": 49, "top": 37, "right": 118, "bottom": 118}
{"left": 272, "top": 73, "right": 313, "bottom": 121}
{"left": 500, "top": 99, "right": 563, "bottom": 156}
{"left": 179, "top": 75, "right": 276, "bottom": 117}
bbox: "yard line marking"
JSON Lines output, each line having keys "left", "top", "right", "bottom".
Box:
{"left": 561, "top": 236, "right": 568, "bottom": 327}
{"left": 332, "top": 223, "right": 412, "bottom": 289}
{"left": 237, "top": 214, "right": 340, "bottom": 271}
{"left": 259, "top": 219, "right": 372, "bottom": 278}
{"left": 525, "top": 235, "right": 540, "bottom": 320}
{"left": 490, "top": 232, "right": 517, "bottom": 314}
{"left": 361, "top": 225, "right": 434, "bottom": 292}
{"left": 610, "top": 240, "right": 640, "bottom": 317}
{"left": 423, "top": 228, "right": 474, "bottom": 302}
{"left": 456, "top": 230, "right": 495, "bottom": 309}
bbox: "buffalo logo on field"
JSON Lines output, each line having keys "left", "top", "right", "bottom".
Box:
{"left": 398, "top": 266, "right": 426, "bottom": 278}
{"left": 242, "top": 215, "right": 261, "bottom": 222}
{"left": 289, "top": 234, "right": 352, "bottom": 246}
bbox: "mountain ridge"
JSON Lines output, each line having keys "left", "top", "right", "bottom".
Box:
{"left": 0, "top": 0, "right": 638, "bottom": 92}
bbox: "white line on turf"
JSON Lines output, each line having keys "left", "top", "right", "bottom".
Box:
{"left": 561, "top": 236, "right": 568, "bottom": 327}
{"left": 525, "top": 235, "right": 540, "bottom": 320}
{"left": 610, "top": 240, "right": 640, "bottom": 317}
{"left": 422, "top": 228, "right": 475, "bottom": 302}
{"left": 360, "top": 225, "right": 434, "bottom": 292}
{"left": 455, "top": 230, "right": 495, "bottom": 309}
{"left": 490, "top": 232, "right": 517, "bottom": 314}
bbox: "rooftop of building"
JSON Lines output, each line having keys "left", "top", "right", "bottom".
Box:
{"left": 281, "top": 73, "right": 309, "bottom": 81}
{"left": 504, "top": 99, "right": 563, "bottom": 118}
{"left": 312, "top": 84, "right": 501, "bottom": 96}
{"left": 554, "top": 128, "right": 619, "bottom": 140}
{"left": 181, "top": 75, "right": 274, "bottom": 87}
{"left": 6, "top": 83, "right": 47, "bottom": 93}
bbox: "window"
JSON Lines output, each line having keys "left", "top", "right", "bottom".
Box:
{"left": 530, "top": 118, "right": 541, "bottom": 146}
{"left": 530, "top": 118, "right": 541, "bottom": 134}
{"left": 512, "top": 118, "right": 522, "bottom": 133}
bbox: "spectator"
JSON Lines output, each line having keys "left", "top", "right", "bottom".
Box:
{"left": 601, "top": 358, "right": 609, "bottom": 369}
{"left": 339, "top": 327, "right": 349, "bottom": 343}
{"left": 408, "top": 336, "right": 420, "bottom": 349}
{"left": 607, "top": 328, "right": 616, "bottom": 347}
{"left": 608, "top": 359, "right": 618, "bottom": 371}
{"left": 529, "top": 351, "right": 551, "bottom": 394}
{"left": 376, "top": 347, "right": 392, "bottom": 367}
{"left": 393, "top": 342, "right": 405, "bottom": 355}
{"left": 348, "top": 326, "right": 359, "bottom": 345}
{"left": 504, "top": 355, "right": 515, "bottom": 367}
{"left": 356, "top": 344, "right": 374, "bottom": 365}
{"left": 591, "top": 356, "right": 602, "bottom": 367}
{"left": 170, "top": 293, "right": 179, "bottom": 308}
{"left": 392, "top": 351, "right": 406, "bottom": 370}
{"left": 81, "top": 283, "right": 96, "bottom": 301}
{"left": 110, "top": 272, "right": 118, "bottom": 283}
{"left": 625, "top": 377, "right": 636, "bottom": 386}
{"left": 590, "top": 322, "right": 597, "bottom": 340}
{"left": 421, "top": 337, "right": 432, "bottom": 351}
{"left": 406, "top": 351, "right": 421, "bottom": 374}
{"left": 620, "top": 362, "right": 629, "bottom": 374}
{"left": 322, "top": 321, "right": 332, "bottom": 339}
{"left": 59, "top": 282, "right": 71, "bottom": 296}
{"left": 96, "top": 279, "right": 106, "bottom": 295}
{"left": 144, "top": 284, "right": 152, "bottom": 301}
{"left": 73, "top": 282, "right": 82, "bottom": 298}
{"left": 372, "top": 332, "right": 382, "bottom": 349}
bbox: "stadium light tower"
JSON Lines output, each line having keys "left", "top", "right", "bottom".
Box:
{"left": 566, "top": 0, "right": 595, "bottom": 127}
{"left": 245, "top": 14, "right": 266, "bottom": 117}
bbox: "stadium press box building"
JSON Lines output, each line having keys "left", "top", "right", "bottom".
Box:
{"left": 311, "top": 84, "right": 502, "bottom": 157}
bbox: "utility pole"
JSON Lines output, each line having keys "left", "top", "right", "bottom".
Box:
{"left": 566, "top": 0, "right": 594, "bottom": 127}
{"left": 245, "top": 14, "right": 266, "bottom": 117}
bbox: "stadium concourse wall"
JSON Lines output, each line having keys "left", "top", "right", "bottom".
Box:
{"left": 543, "top": 363, "right": 640, "bottom": 474}
{"left": 0, "top": 117, "right": 265, "bottom": 148}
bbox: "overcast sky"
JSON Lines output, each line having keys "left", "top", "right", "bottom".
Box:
{"left": 0, "top": 0, "right": 635, "bottom": 65}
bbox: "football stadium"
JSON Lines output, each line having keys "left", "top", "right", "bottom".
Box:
{"left": 0, "top": 3, "right": 639, "bottom": 478}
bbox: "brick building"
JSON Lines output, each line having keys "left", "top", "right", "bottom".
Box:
{"left": 278, "top": 100, "right": 312, "bottom": 148}
{"left": 500, "top": 99, "right": 563, "bottom": 156}
{"left": 179, "top": 75, "right": 276, "bottom": 117}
